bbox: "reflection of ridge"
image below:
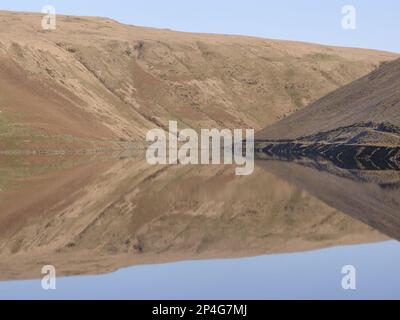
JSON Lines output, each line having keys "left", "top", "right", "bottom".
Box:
{"left": 256, "top": 150, "right": 400, "bottom": 187}
{"left": 257, "top": 158, "right": 400, "bottom": 241}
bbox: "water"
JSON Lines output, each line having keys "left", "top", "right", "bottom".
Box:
{"left": 0, "top": 152, "right": 399, "bottom": 299}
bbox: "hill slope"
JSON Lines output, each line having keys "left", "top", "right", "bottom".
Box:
{"left": 257, "top": 58, "right": 400, "bottom": 146}
{"left": 0, "top": 11, "right": 398, "bottom": 150}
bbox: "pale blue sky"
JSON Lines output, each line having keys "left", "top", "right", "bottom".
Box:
{"left": 0, "top": 0, "right": 399, "bottom": 53}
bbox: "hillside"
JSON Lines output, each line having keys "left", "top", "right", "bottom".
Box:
{"left": 0, "top": 11, "right": 398, "bottom": 150}
{"left": 257, "top": 58, "right": 400, "bottom": 146}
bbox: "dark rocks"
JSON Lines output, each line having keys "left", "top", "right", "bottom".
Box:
{"left": 255, "top": 141, "right": 400, "bottom": 171}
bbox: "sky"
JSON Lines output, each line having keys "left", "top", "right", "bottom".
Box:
{"left": 0, "top": 0, "right": 399, "bottom": 53}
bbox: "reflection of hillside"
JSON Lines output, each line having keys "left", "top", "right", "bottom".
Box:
{"left": 256, "top": 150, "right": 400, "bottom": 186}
{"left": 257, "top": 159, "right": 400, "bottom": 241}
{"left": 0, "top": 155, "right": 385, "bottom": 281}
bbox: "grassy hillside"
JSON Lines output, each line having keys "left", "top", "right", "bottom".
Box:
{"left": 0, "top": 11, "right": 398, "bottom": 150}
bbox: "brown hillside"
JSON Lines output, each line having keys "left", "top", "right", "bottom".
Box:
{"left": 0, "top": 11, "right": 398, "bottom": 150}
{"left": 257, "top": 58, "right": 400, "bottom": 146}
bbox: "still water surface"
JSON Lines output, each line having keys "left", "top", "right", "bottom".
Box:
{"left": 0, "top": 152, "right": 399, "bottom": 299}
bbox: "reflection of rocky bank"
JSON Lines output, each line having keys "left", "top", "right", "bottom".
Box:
{"left": 0, "top": 155, "right": 384, "bottom": 281}
{"left": 256, "top": 141, "right": 400, "bottom": 170}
